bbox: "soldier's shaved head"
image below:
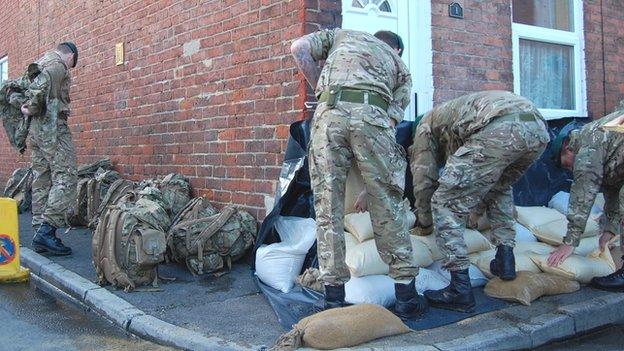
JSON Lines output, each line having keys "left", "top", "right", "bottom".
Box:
{"left": 374, "top": 30, "right": 404, "bottom": 57}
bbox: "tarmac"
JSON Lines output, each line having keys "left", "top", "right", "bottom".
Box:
{"left": 16, "top": 213, "right": 624, "bottom": 351}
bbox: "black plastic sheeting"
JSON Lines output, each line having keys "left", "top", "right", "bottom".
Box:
{"left": 256, "top": 277, "right": 510, "bottom": 330}
{"left": 254, "top": 116, "right": 588, "bottom": 331}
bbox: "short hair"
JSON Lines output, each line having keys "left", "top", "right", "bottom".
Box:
{"left": 374, "top": 30, "right": 404, "bottom": 56}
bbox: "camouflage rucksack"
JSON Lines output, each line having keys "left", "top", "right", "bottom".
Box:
{"left": 0, "top": 64, "right": 39, "bottom": 154}
{"left": 166, "top": 197, "right": 257, "bottom": 275}
{"left": 69, "top": 178, "right": 90, "bottom": 226}
{"left": 86, "top": 169, "right": 121, "bottom": 224}
{"left": 89, "top": 179, "right": 135, "bottom": 229}
{"left": 3, "top": 167, "right": 33, "bottom": 213}
{"left": 92, "top": 190, "right": 169, "bottom": 292}
{"left": 157, "top": 173, "right": 192, "bottom": 219}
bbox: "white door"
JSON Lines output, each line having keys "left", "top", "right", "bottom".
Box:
{"left": 342, "top": 0, "right": 434, "bottom": 121}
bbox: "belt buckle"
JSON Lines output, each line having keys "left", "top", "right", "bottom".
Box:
{"left": 363, "top": 92, "right": 369, "bottom": 105}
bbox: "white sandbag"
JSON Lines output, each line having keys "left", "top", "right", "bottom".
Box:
{"left": 548, "top": 191, "right": 605, "bottom": 220}
{"left": 345, "top": 275, "right": 396, "bottom": 307}
{"left": 415, "top": 268, "right": 450, "bottom": 294}
{"left": 574, "top": 236, "right": 600, "bottom": 256}
{"left": 515, "top": 222, "right": 537, "bottom": 242}
{"left": 346, "top": 236, "right": 433, "bottom": 277}
{"left": 256, "top": 216, "right": 317, "bottom": 293}
{"left": 344, "top": 211, "right": 374, "bottom": 242}
{"left": 530, "top": 249, "right": 616, "bottom": 284}
{"left": 344, "top": 163, "right": 366, "bottom": 215}
{"left": 427, "top": 260, "right": 488, "bottom": 287}
{"left": 255, "top": 243, "right": 306, "bottom": 293}
{"left": 274, "top": 216, "right": 317, "bottom": 251}
{"left": 345, "top": 231, "right": 359, "bottom": 251}
{"left": 344, "top": 201, "right": 416, "bottom": 243}
{"left": 412, "top": 229, "right": 493, "bottom": 261}
{"left": 515, "top": 206, "right": 600, "bottom": 245}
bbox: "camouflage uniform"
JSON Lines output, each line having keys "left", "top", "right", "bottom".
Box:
{"left": 23, "top": 51, "right": 77, "bottom": 228}
{"left": 410, "top": 91, "right": 550, "bottom": 271}
{"left": 563, "top": 112, "right": 624, "bottom": 247}
{"left": 302, "top": 28, "right": 416, "bottom": 285}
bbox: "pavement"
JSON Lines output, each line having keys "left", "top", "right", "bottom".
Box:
{"left": 0, "top": 283, "right": 172, "bottom": 351}
{"left": 16, "top": 213, "right": 624, "bottom": 351}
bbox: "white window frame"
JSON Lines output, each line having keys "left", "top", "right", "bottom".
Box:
{"left": 0, "top": 56, "right": 8, "bottom": 85}
{"left": 512, "top": 0, "right": 587, "bottom": 119}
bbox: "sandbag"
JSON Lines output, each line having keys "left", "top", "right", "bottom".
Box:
{"left": 345, "top": 230, "right": 359, "bottom": 250}
{"left": 515, "top": 222, "right": 537, "bottom": 242}
{"left": 346, "top": 236, "right": 433, "bottom": 277}
{"left": 427, "top": 260, "right": 488, "bottom": 287}
{"left": 345, "top": 275, "right": 396, "bottom": 307}
{"left": 344, "top": 202, "right": 416, "bottom": 243}
{"left": 297, "top": 267, "right": 324, "bottom": 292}
{"left": 484, "top": 271, "right": 580, "bottom": 305}
{"left": 270, "top": 304, "right": 410, "bottom": 351}
{"left": 530, "top": 249, "right": 616, "bottom": 284}
{"left": 344, "top": 163, "right": 366, "bottom": 215}
{"left": 412, "top": 229, "right": 493, "bottom": 261}
{"left": 515, "top": 206, "right": 600, "bottom": 245}
{"left": 469, "top": 242, "right": 555, "bottom": 278}
{"left": 256, "top": 216, "right": 316, "bottom": 292}
{"left": 548, "top": 191, "right": 605, "bottom": 221}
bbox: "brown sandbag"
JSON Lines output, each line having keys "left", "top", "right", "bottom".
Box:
{"left": 484, "top": 271, "right": 580, "bottom": 306}
{"left": 271, "top": 304, "right": 410, "bottom": 350}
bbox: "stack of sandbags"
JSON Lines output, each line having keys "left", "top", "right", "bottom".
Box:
{"left": 507, "top": 192, "right": 617, "bottom": 283}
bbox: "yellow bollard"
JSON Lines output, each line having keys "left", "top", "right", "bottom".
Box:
{"left": 0, "top": 198, "right": 30, "bottom": 283}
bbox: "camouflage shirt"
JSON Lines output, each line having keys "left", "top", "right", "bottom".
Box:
{"left": 23, "top": 51, "right": 71, "bottom": 118}
{"left": 410, "top": 90, "right": 543, "bottom": 227}
{"left": 302, "top": 28, "right": 412, "bottom": 125}
{"left": 564, "top": 112, "right": 624, "bottom": 246}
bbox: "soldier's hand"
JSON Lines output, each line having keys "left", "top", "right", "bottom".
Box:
{"left": 354, "top": 190, "right": 368, "bottom": 213}
{"left": 547, "top": 245, "right": 574, "bottom": 267}
{"left": 599, "top": 231, "right": 616, "bottom": 251}
{"left": 20, "top": 104, "right": 31, "bottom": 117}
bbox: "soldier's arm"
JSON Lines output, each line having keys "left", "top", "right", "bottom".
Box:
{"left": 387, "top": 65, "right": 411, "bottom": 126}
{"left": 408, "top": 122, "right": 437, "bottom": 231}
{"left": 290, "top": 29, "right": 335, "bottom": 90}
{"left": 563, "top": 144, "right": 605, "bottom": 247}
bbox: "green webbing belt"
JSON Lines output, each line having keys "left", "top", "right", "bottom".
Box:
{"left": 318, "top": 88, "right": 389, "bottom": 111}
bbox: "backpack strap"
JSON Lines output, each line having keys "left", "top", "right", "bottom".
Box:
{"left": 190, "top": 206, "right": 237, "bottom": 275}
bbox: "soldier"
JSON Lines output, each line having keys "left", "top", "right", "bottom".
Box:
{"left": 290, "top": 29, "right": 427, "bottom": 320}
{"left": 410, "top": 91, "right": 550, "bottom": 312}
{"left": 21, "top": 42, "right": 78, "bottom": 256}
{"left": 547, "top": 113, "right": 624, "bottom": 292}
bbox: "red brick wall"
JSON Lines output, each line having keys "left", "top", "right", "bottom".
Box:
{"left": 431, "top": 0, "right": 514, "bottom": 103}
{"left": 584, "top": 0, "right": 624, "bottom": 119}
{"left": 0, "top": 0, "right": 342, "bottom": 219}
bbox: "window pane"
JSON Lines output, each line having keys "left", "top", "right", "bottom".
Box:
{"left": 513, "top": 0, "right": 573, "bottom": 31}
{"left": 520, "top": 39, "right": 574, "bottom": 110}
{"left": 0, "top": 58, "right": 7, "bottom": 84}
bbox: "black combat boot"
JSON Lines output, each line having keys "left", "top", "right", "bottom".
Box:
{"left": 591, "top": 258, "right": 624, "bottom": 292}
{"left": 313, "top": 284, "right": 348, "bottom": 313}
{"left": 490, "top": 245, "right": 516, "bottom": 281}
{"left": 394, "top": 278, "right": 428, "bottom": 320}
{"left": 32, "top": 223, "right": 72, "bottom": 256}
{"left": 424, "top": 269, "right": 475, "bottom": 313}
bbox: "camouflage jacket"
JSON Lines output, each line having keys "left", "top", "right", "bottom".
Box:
{"left": 302, "top": 28, "right": 411, "bottom": 126}
{"left": 409, "top": 91, "right": 543, "bottom": 228}
{"left": 564, "top": 112, "right": 624, "bottom": 246}
{"left": 23, "top": 51, "right": 71, "bottom": 118}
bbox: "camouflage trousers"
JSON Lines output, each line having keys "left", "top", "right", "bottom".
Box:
{"left": 30, "top": 117, "right": 78, "bottom": 228}
{"left": 433, "top": 116, "right": 549, "bottom": 271}
{"left": 310, "top": 102, "right": 417, "bottom": 285}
